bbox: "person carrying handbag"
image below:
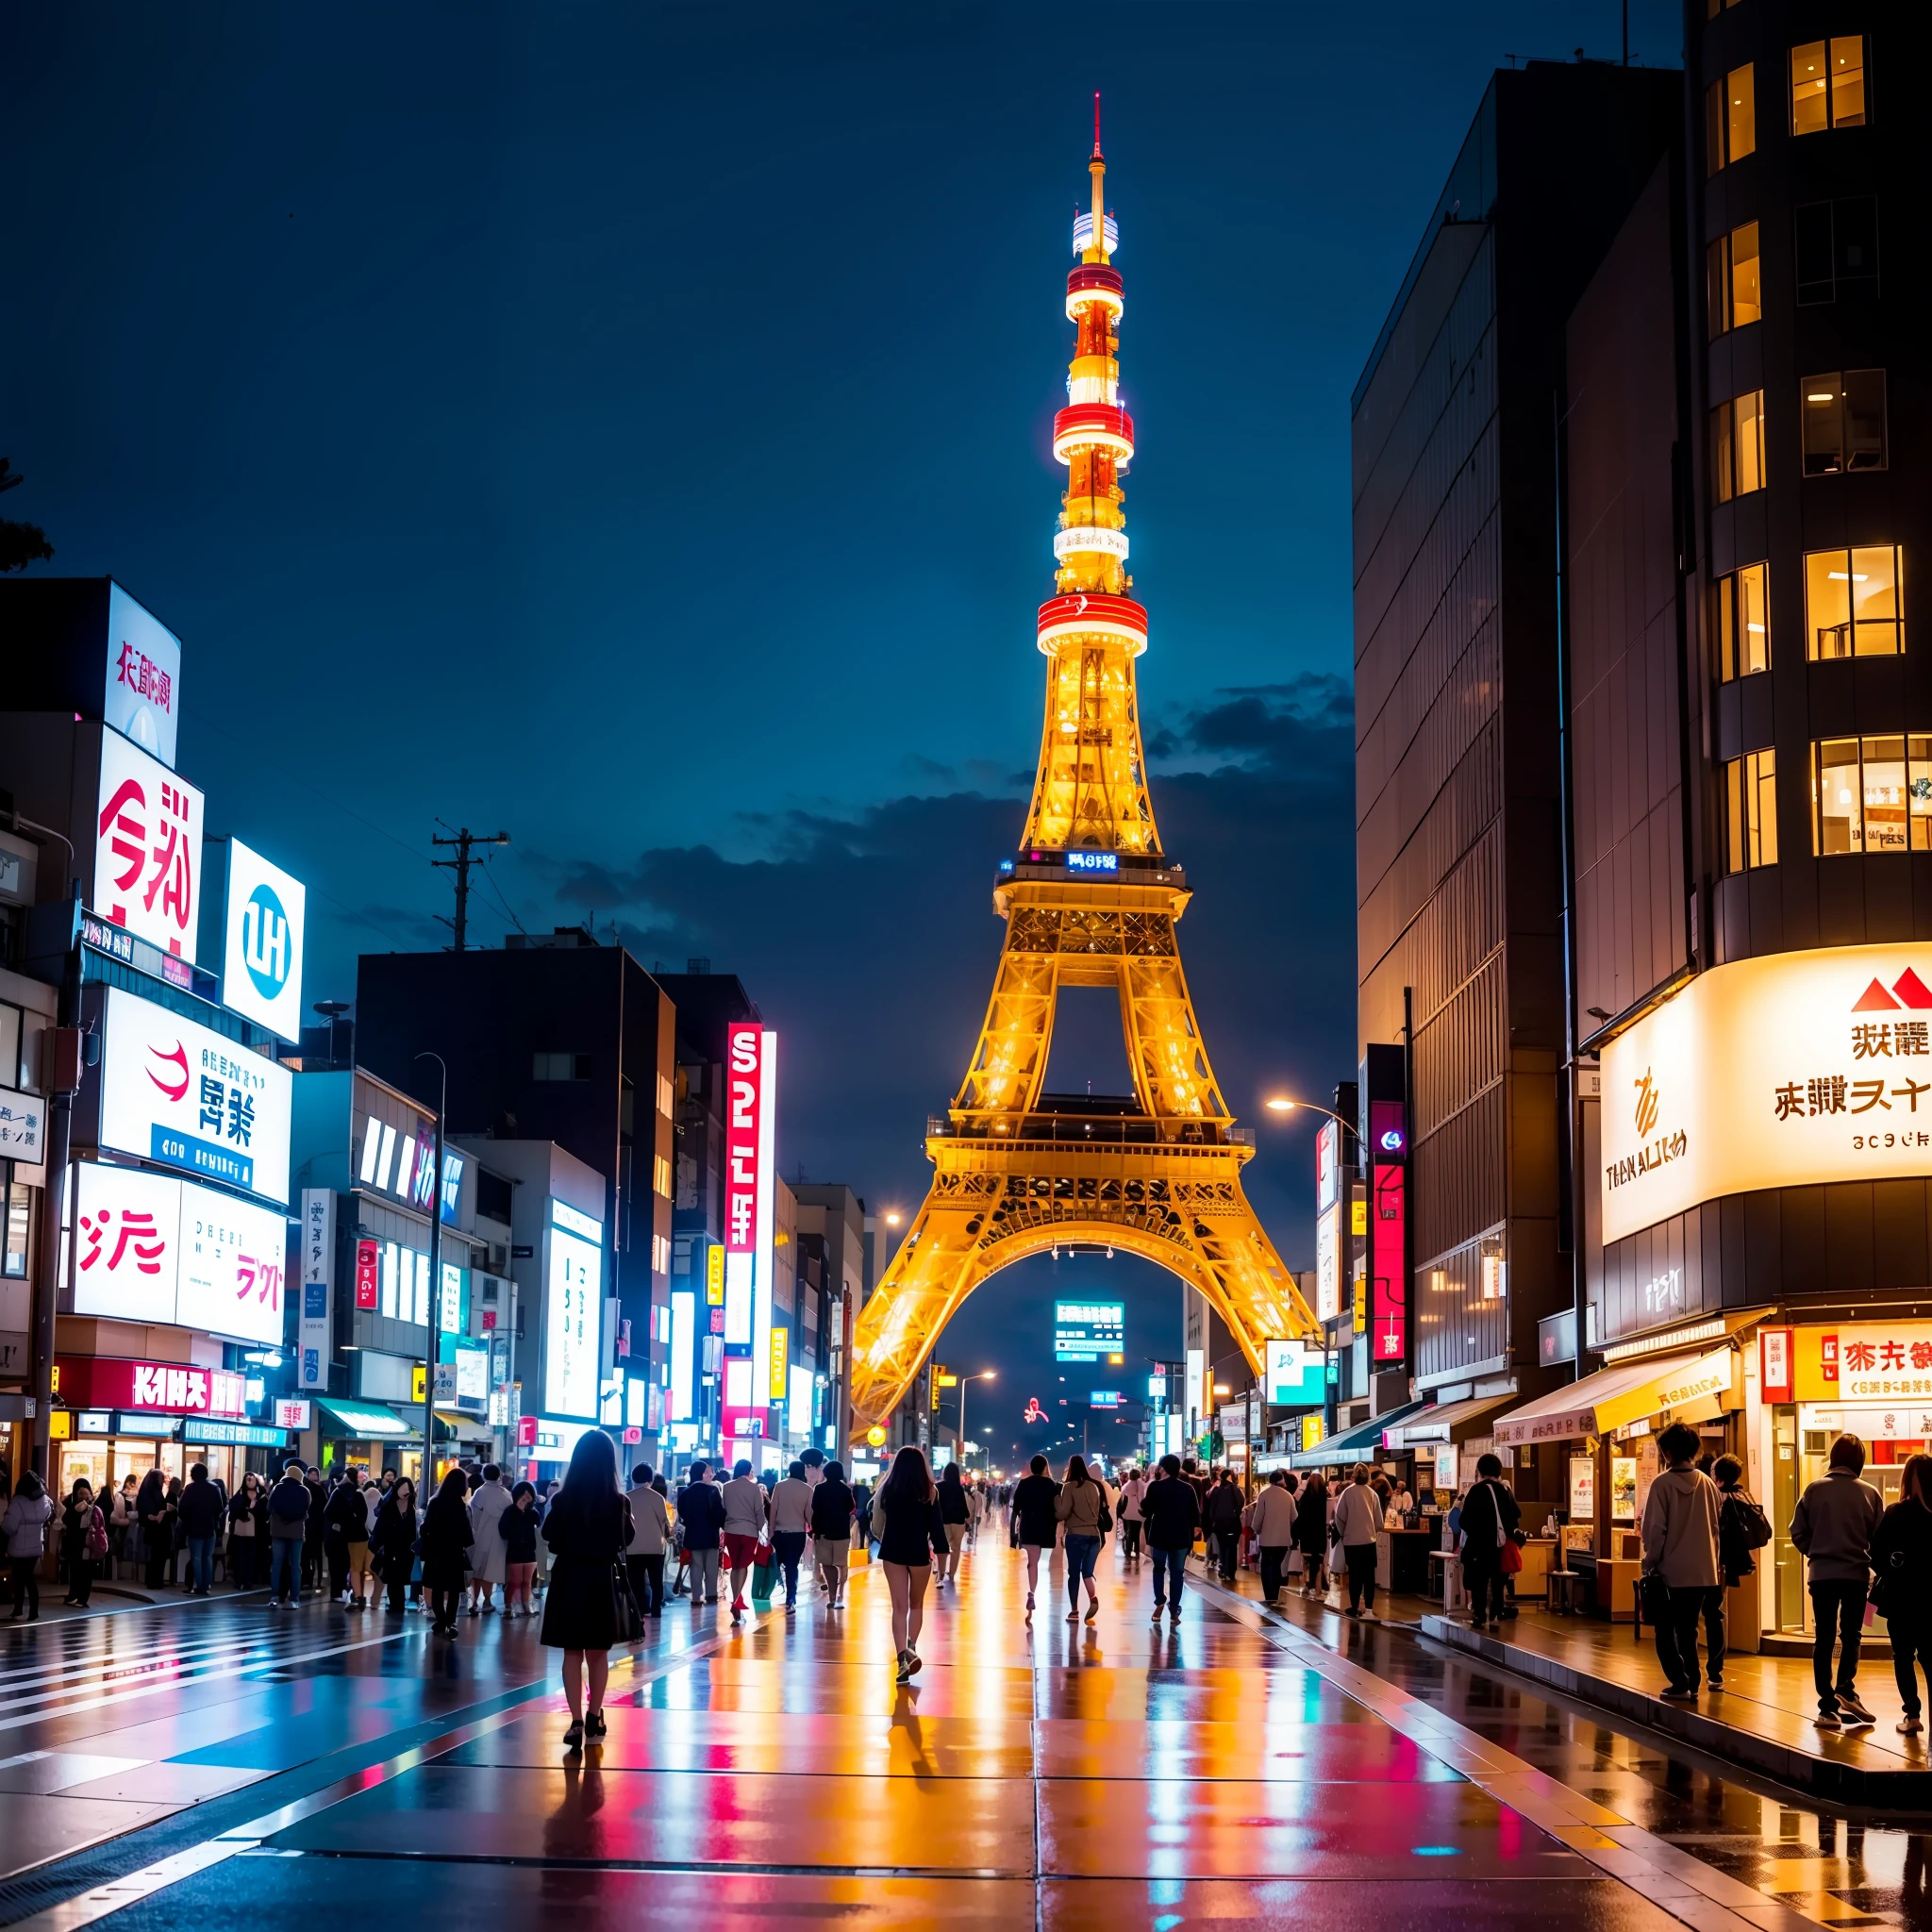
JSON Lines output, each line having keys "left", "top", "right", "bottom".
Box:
{"left": 1457, "top": 1455, "right": 1521, "bottom": 1630}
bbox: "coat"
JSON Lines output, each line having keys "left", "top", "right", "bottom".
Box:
{"left": 466, "top": 1478, "right": 514, "bottom": 1584}
{"left": 677, "top": 1480, "right": 725, "bottom": 1552}
{"left": 1141, "top": 1474, "right": 1201, "bottom": 1552}
{"left": 1641, "top": 1465, "right": 1722, "bottom": 1590}
{"left": 1011, "top": 1473, "right": 1061, "bottom": 1547}
{"left": 1056, "top": 1477, "right": 1108, "bottom": 1538}
{"left": 371, "top": 1495, "right": 419, "bottom": 1570}
{"left": 540, "top": 1493, "right": 633, "bottom": 1651}
{"left": 3, "top": 1489, "right": 53, "bottom": 1558}
{"left": 1332, "top": 1483, "right": 1383, "bottom": 1548}
{"left": 417, "top": 1491, "right": 473, "bottom": 1591}
{"left": 1790, "top": 1469, "right": 1885, "bottom": 1584}
{"left": 1246, "top": 1484, "right": 1298, "bottom": 1547}
{"left": 625, "top": 1485, "right": 671, "bottom": 1557}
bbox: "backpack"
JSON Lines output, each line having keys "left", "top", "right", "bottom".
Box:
{"left": 86, "top": 1507, "right": 108, "bottom": 1560}
{"left": 1722, "top": 1490, "right": 1773, "bottom": 1574}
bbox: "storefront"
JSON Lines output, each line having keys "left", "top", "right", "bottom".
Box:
{"left": 1381, "top": 1394, "right": 1512, "bottom": 1505}
{"left": 317, "top": 1396, "right": 413, "bottom": 1476}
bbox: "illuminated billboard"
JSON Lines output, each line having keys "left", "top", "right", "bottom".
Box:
{"left": 1601, "top": 944, "right": 1932, "bottom": 1245}
{"left": 1054, "top": 1300, "right": 1124, "bottom": 1362}
{"left": 1264, "top": 1339, "right": 1325, "bottom": 1407}
{"left": 543, "top": 1197, "right": 603, "bottom": 1419}
{"left": 92, "top": 727, "right": 202, "bottom": 961}
{"left": 221, "top": 840, "right": 307, "bottom": 1042}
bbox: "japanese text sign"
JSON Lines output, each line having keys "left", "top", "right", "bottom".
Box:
{"left": 724, "top": 1024, "right": 765, "bottom": 1256}
{"left": 104, "top": 584, "right": 182, "bottom": 768}
{"left": 92, "top": 726, "right": 201, "bottom": 960}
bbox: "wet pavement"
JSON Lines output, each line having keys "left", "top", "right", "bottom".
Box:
{"left": 0, "top": 1539, "right": 1929, "bottom": 1928}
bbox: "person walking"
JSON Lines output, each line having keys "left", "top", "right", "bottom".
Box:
{"left": 1333, "top": 1464, "right": 1384, "bottom": 1618}
{"left": 419, "top": 1467, "right": 475, "bottom": 1636}
{"left": 59, "top": 1478, "right": 104, "bottom": 1608}
{"left": 937, "top": 1462, "right": 971, "bottom": 1585}
{"left": 1790, "top": 1431, "right": 1886, "bottom": 1728}
{"left": 370, "top": 1475, "right": 419, "bottom": 1613}
{"left": 1640, "top": 1423, "right": 1724, "bottom": 1699}
{"left": 1010, "top": 1454, "right": 1061, "bottom": 1615}
{"left": 810, "top": 1461, "right": 857, "bottom": 1607}
{"left": 4, "top": 1471, "right": 53, "bottom": 1621}
{"left": 1295, "top": 1473, "right": 1331, "bottom": 1596}
{"left": 678, "top": 1462, "right": 725, "bottom": 1607}
{"left": 1873, "top": 1451, "right": 1932, "bottom": 1736}
{"left": 1457, "top": 1455, "right": 1522, "bottom": 1631}
{"left": 502, "top": 1480, "right": 541, "bottom": 1615}
{"left": 1118, "top": 1467, "right": 1148, "bottom": 1564}
{"left": 176, "top": 1463, "right": 224, "bottom": 1597}
{"left": 1055, "top": 1455, "right": 1108, "bottom": 1624}
{"left": 720, "top": 1459, "right": 768, "bottom": 1622}
{"left": 266, "top": 1460, "right": 309, "bottom": 1606}
{"left": 625, "top": 1464, "right": 671, "bottom": 1619}
{"left": 1246, "top": 1469, "right": 1298, "bottom": 1607}
{"left": 465, "top": 1463, "right": 514, "bottom": 1616}
{"left": 1142, "top": 1453, "right": 1201, "bottom": 1623}
{"left": 541, "top": 1429, "right": 634, "bottom": 1748}
{"left": 1205, "top": 1469, "right": 1244, "bottom": 1581}
{"left": 871, "top": 1444, "right": 947, "bottom": 1683}
{"left": 1712, "top": 1454, "right": 1773, "bottom": 1690}
{"left": 768, "top": 1461, "right": 812, "bottom": 1609}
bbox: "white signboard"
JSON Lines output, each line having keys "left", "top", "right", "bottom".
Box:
{"left": 543, "top": 1198, "right": 603, "bottom": 1419}
{"left": 1602, "top": 945, "right": 1932, "bottom": 1244}
{"left": 0, "top": 1085, "right": 45, "bottom": 1161}
{"left": 105, "top": 584, "right": 182, "bottom": 769}
{"left": 98, "top": 985, "right": 292, "bottom": 1206}
{"left": 275, "top": 1397, "right": 313, "bottom": 1431}
{"left": 1315, "top": 1200, "right": 1341, "bottom": 1322}
{"left": 92, "top": 728, "right": 202, "bottom": 961}
{"left": 72, "top": 1159, "right": 287, "bottom": 1345}
{"left": 221, "top": 841, "right": 307, "bottom": 1041}
{"left": 299, "top": 1187, "right": 333, "bottom": 1390}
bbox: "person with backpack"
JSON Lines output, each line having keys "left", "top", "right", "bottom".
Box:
{"left": 1641, "top": 1422, "right": 1724, "bottom": 1700}
{"left": 1054, "top": 1456, "right": 1109, "bottom": 1624}
{"left": 1710, "top": 1454, "right": 1772, "bottom": 1690}
{"left": 267, "top": 1461, "right": 310, "bottom": 1606}
{"left": 1457, "top": 1455, "right": 1522, "bottom": 1630}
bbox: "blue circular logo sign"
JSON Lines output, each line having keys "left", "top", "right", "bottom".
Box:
{"left": 242, "top": 883, "right": 291, "bottom": 1000}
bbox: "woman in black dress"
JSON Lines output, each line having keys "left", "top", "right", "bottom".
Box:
{"left": 418, "top": 1469, "right": 473, "bottom": 1635}
{"left": 371, "top": 1476, "right": 420, "bottom": 1614}
{"left": 870, "top": 1445, "right": 947, "bottom": 1684}
{"left": 541, "top": 1428, "right": 634, "bottom": 1749}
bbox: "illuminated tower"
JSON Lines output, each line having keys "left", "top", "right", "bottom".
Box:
{"left": 850, "top": 119, "right": 1317, "bottom": 1436}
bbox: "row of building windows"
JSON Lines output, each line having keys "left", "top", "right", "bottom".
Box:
{"left": 1708, "top": 198, "right": 1880, "bottom": 336}
{"left": 1722, "top": 735, "right": 1932, "bottom": 873}
{"left": 1710, "top": 371, "right": 1888, "bottom": 504}
{"left": 1711, "top": 544, "right": 1905, "bottom": 681}
{"left": 1705, "top": 39, "right": 1867, "bottom": 174}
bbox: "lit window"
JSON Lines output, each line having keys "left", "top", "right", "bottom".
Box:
{"left": 1791, "top": 38, "right": 1866, "bottom": 135}
{"left": 1724, "top": 751, "right": 1778, "bottom": 872}
{"left": 1713, "top": 562, "right": 1771, "bottom": 680}
{"left": 1706, "top": 223, "right": 1759, "bottom": 336}
{"left": 1710, "top": 390, "right": 1765, "bottom": 503}
{"left": 1807, "top": 545, "right": 1904, "bottom": 659}
{"left": 654, "top": 1153, "right": 673, "bottom": 1199}
{"left": 1812, "top": 735, "right": 1932, "bottom": 855}
{"left": 3, "top": 1182, "right": 27, "bottom": 1279}
{"left": 1801, "top": 371, "right": 1887, "bottom": 475}
{"left": 1705, "top": 64, "right": 1756, "bottom": 174}
{"left": 1795, "top": 197, "right": 1880, "bottom": 306}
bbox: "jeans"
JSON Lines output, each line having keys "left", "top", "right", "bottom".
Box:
{"left": 8, "top": 1556, "right": 39, "bottom": 1617}
{"left": 1150, "top": 1544, "right": 1187, "bottom": 1609}
{"left": 1064, "top": 1533, "right": 1100, "bottom": 1611}
{"left": 629, "top": 1553, "right": 666, "bottom": 1616}
{"left": 270, "top": 1538, "right": 302, "bottom": 1602}
{"left": 187, "top": 1535, "right": 215, "bottom": 1593}
{"left": 772, "top": 1531, "right": 808, "bottom": 1603}
{"left": 1894, "top": 1612, "right": 1931, "bottom": 1717}
{"left": 688, "top": 1547, "right": 722, "bottom": 1603}
{"left": 1811, "top": 1580, "right": 1869, "bottom": 1710}
{"left": 1463, "top": 1557, "right": 1507, "bottom": 1623}
{"left": 1122, "top": 1519, "right": 1142, "bottom": 1558}
{"left": 1259, "top": 1546, "right": 1290, "bottom": 1604}
{"left": 1653, "top": 1583, "right": 1720, "bottom": 1689}
{"left": 1212, "top": 1529, "right": 1240, "bottom": 1579}
{"left": 1344, "top": 1542, "right": 1377, "bottom": 1612}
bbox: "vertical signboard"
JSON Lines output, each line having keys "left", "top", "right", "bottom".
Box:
{"left": 752, "top": 1028, "right": 778, "bottom": 1408}
{"left": 106, "top": 583, "right": 183, "bottom": 767}
{"left": 355, "top": 1237, "right": 379, "bottom": 1310}
{"left": 300, "top": 1188, "right": 333, "bottom": 1391}
{"left": 543, "top": 1198, "right": 604, "bottom": 1419}
{"left": 221, "top": 840, "right": 307, "bottom": 1042}
{"left": 670, "top": 1289, "right": 695, "bottom": 1421}
{"left": 723, "top": 1024, "right": 763, "bottom": 1350}
{"left": 1369, "top": 1098, "right": 1407, "bottom": 1364}
{"left": 92, "top": 728, "right": 202, "bottom": 960}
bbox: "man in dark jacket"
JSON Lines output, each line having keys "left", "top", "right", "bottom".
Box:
{"left": 302, "top": 1467, "right": 327, "bottom": 1595}
{"left": 1457, "top": 1455, "right": 1522, "bottom": 1630}
{"left": 677, "top": 1463, "right": 726, "bottom": 1606}
{"left": 1010, "top": 1455, "right": 1061, "bottom": 1612}
{"left": 1790, "top": 1432, "right": 1885, "bottom": 1727}
{"left": 267, "top": 1462, "right": 310, "bottom": 1607}
{"left": 1205, "top": 1471, "right": 1245, "bottom": 1580}
{"left": 1143, "top": 1455, "right": 1203, "bottom": 1621}
{"left": 176, "top": 1464, "right": 225, "bottom": 1596}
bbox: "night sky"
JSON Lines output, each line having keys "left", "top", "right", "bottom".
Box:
{"left": 8, "top": 3, "right": 1682, "bottom": 1457}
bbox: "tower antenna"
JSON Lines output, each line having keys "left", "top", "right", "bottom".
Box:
{"left": 1092, "top": 90, "right": 1102, "bottom": 158}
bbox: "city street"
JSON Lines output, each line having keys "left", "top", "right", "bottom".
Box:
{"left": 0, "top": 1545, "right": 1922, "bottom": 1932}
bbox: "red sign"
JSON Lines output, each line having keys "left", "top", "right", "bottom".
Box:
{"left": 355, "top": 1238, "right": 379, "bottom": 1310}
{"left": 1822, "top": 1333, "right": 1840, "bottom": 1385}
{"left": 57, "top": 1356, "right": 247, "bottom": 1417}
{"left": 1760, "top": 1327, "right": 1794, "bottom": 1403}
{"left": 517, "top": 1414, "right": 538, "bottom": 1448}
{"left": 724, "top": 1023, "right": 765, "bottom": 1254}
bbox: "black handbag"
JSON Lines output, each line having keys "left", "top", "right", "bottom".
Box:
{"left": 610, "top": 1559, "right": 643, "bottom": 1642}
{"left": 1640, "top": 1571, "right": 1673, "bottom": 1623}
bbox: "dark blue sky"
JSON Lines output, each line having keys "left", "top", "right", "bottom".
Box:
{"left": 8, "top": 3, "right": 1681, "bottom": 1426}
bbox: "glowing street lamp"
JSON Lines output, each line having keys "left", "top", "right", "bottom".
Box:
{"left": 1264, "top": 1095, "right": 1351, "bottom": 1131}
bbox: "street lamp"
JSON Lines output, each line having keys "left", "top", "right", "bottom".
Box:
{"left": 1264, "top": 1095, "right": 1351, "bottom": 1131}
{"left": 953, "top": 1370, "right": 995, "bottom": 1471}
{"left": 416, "top": 1051, "right": 446, "bottom": 1491}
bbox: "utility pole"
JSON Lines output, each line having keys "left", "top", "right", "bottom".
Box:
{"left": 431, "top": 825, "right": 509, "bottom": 952}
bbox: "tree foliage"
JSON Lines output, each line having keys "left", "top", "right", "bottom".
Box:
{"left": 0, "top": 458, "right": 54, "bottom": 572}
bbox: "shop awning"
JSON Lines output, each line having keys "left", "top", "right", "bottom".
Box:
{"left": 1491, "top": 1346, "right": 1735, "bottom": 1448}
{"left": 1289, "top": 1399, "right": 1426, "bottom": 1469}
{"left": 1381, "top": 1394, "right": 1511, "bottom": 1450}
{"left": 317, "top": 1399, "right": 411, "bottom": 1439}
{"left": 436, "top": 1409, "right": 491, "bottom": 1435}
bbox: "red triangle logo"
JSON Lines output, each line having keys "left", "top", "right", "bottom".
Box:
{"left": 1854, "top": 978, "right": 1902, "bottom": 1010}
{"left": 1895, "top": 969, "right": 1932, "bottom": 1009}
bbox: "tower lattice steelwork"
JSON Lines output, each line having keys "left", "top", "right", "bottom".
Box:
{"left": 849, "top": 120, "right": 1319, "bottom": 1437}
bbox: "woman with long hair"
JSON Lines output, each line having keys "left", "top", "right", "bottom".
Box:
{"left": 936, "top": 1460, "right": 970, "bottom": 1584}
{"left": 1296, "top": 1473, "right": 1331, "bottom": 1596}
{"left": 1873, "top": 1451, "right": 1932, "bottom": 1734}
{"left": 871, "top": 1444, "right": 947, "bottom": 1683}
{"left": 371, "top": 1475, "right": 419, "bottom": 1614}
{"left": 541, "top": 1429, "right": 635, "bottom": 1748}
{"left": 419, "top": 1469, "right": 473, "bottom": 1635}
{"left": 1054, "top": 1455, "right": 1108, "bottom": 1624}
